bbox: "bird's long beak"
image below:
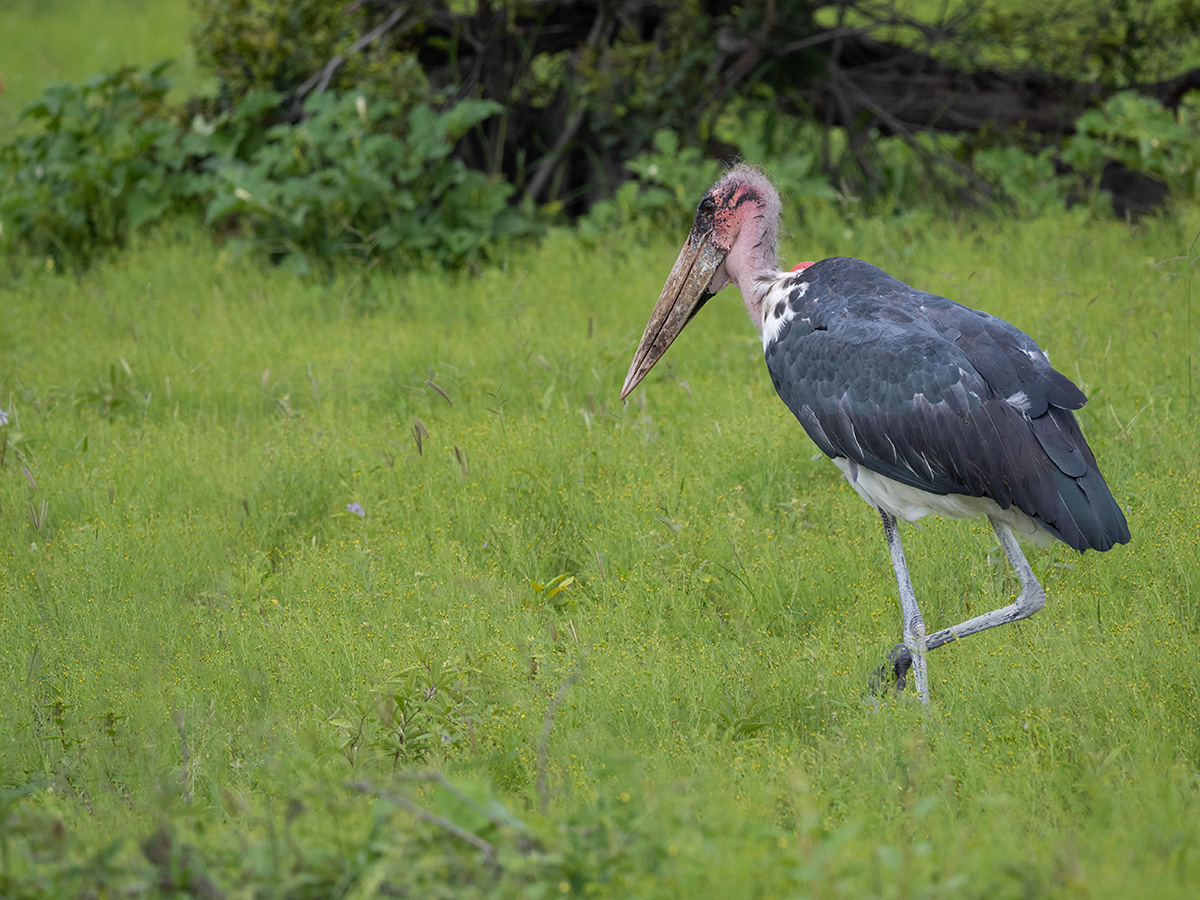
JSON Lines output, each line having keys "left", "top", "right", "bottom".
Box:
{"left": 620, "top": 229, "right": 727, "bottom": 400}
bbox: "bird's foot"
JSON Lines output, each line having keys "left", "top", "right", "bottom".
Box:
{"left": 868, "top": 643, "right": 913, "bottom": 695}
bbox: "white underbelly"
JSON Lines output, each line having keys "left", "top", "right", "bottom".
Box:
{"left": 831, "top": 457, "right": 1051, "bottom": 545}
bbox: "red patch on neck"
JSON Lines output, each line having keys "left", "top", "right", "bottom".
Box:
{"left": 790, "top": 261, "right": 815, "bottom": 273}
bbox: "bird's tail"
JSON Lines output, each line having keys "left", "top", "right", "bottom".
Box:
{"left": 1035, "top": 407, "right": 1130, "bottom": 552}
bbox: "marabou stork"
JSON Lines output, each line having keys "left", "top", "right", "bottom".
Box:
{"left": 621, "top": 165, "right": 1129, "bottom": 703}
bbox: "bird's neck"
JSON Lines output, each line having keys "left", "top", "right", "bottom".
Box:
{"left": 724, "top": 207, "right": 781, "bottom": 335}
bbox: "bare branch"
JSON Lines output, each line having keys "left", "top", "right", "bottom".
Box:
{"left": 290, "top": 6, "right": 412, "bottom": 118}
{"left": 829, "top": 62, "right": 994, "bottom": 200}
{"left": 523, "top": 8, "right": 611, "bottom": 205}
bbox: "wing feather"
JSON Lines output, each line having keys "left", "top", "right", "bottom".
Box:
{"left": 763, "top": 257, "right": 1129, "bottom": 551}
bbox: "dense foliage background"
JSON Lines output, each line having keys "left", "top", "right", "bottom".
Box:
{"left": 3, "top": 0, "right": 1200, "bottom": 274}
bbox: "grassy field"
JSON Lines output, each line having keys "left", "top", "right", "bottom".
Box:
{"left": 1, "top": 201, "right": 1198, "bottom": 895}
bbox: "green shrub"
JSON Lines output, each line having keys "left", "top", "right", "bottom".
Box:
{"left": 0, "top": 63, "right": 535, "bottom": 273}
{"left": 578, "top": 130, "right": 725, "bottom": 241}
{"left": 1063, "top": 90, "right": 1200, "bottom": 198}
{"left": 206, "top": 92, "right": 536, "bottom": 272}
{"left": 970, "top": 91, "right": 1200, "bottom": 216}
{"left": 973, "top": 145, "right": 1069, "bottom": 217}
{"left": 577, "top": 125, "right": 835, "bottom": 243}
{"left": 0, "top": 62, "right": 204, "bottom": 269}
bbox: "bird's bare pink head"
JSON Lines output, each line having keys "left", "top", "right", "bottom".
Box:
{"left": 620, "top": 165, "right": 782, "bottom": 399}
{"left": 703, "top": 165, "right": 782, "bottom": 292}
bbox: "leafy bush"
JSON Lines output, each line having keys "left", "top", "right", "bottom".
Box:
{"left": 207, "top": 92, "right": 534, "bottom": 272}
{"left": 973, "top": 145, "right": 1069, "bottom": 217}
{"left": 0, "top": 62, "right": 204, "bottom": 268}
{"left": 579, "top": 126, "right": 836, "bottom": 242}
{"left": 0, "top": 64, "right": 535, "bottom": 272}
{"left": 186, "top": 0, "right": 810, "bottom": 210}
{"left": 1063, "top": 90, "right": 1200, "bottom": 198}
{"left": 578, "top": 130, "right": 725, "bottom": 240}
{"left": 2, "top": 47, "right": 1196, "bottom": 276}
{"left": 968, "top": 92, "right": 1200, "bottom": 217}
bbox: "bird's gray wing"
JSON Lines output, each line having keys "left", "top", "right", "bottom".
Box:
{"left": 764, "top": 308, "right": 1126, "bottom": 550}
{"left": 766, "top": 314, "right": 1024, "bottom": 497}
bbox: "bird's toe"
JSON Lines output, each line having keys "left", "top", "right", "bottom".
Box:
{"left": 869, "top": 643, "right": 913, "bottom": 695}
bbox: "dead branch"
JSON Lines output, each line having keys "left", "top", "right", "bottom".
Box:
{"left": 523, "top": 7, "right": 612, "bottom": 205}
{"left": 290, "top": 5, "right": 412, "bottom": 119}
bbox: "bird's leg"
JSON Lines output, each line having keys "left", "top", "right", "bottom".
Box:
{"left": 922, "top": 518, "right": 1046, "bottom": 651}
{"left": 876, "top": 510, "right": 929, "bottom": 703}
{"left": 874, "top": 519, "right": 1047, "bottom": 694}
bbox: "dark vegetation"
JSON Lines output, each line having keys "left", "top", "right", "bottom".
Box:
{"left": 2, "top": 0, "right": 1199, "bottom": 271}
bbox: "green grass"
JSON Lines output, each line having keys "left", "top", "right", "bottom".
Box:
{"left": 1, "top": 200, "right": 1198, "bottom": 896}
{"left": 0, "top": 0, "right": 203, "bottom": 138}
